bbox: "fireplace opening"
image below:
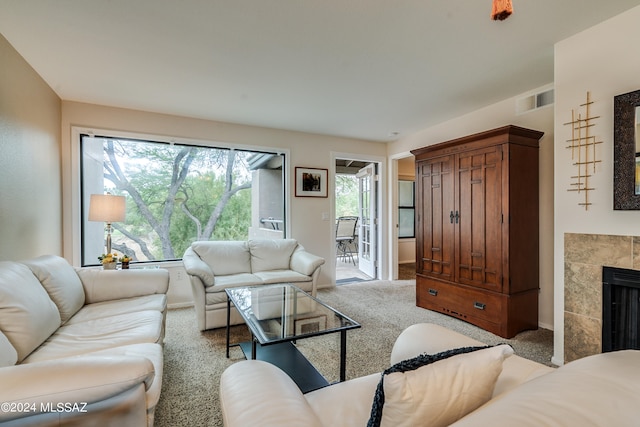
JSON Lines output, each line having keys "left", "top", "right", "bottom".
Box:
{"left": 602, "top": 266, "right": 640, "bottom": 352}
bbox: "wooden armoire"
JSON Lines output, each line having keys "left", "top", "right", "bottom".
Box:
{"left": 411, "top": 125, "right": 543, "bottom": 338}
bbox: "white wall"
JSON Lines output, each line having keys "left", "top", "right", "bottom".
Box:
{"left": 553, "top": 5, "right": 640, "bottom": 365}
{"left": 0, "top": 34, "right": 62, "bottom": 260}
{"left": 60, "top": 101, "right": 388, "bottom": 296}
{"left": 387, "top": 85, "right": 555, "bottom": 331}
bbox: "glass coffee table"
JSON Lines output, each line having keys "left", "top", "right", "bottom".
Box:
{"left": 226, "top": 283, "right": 360, "bottom": 393}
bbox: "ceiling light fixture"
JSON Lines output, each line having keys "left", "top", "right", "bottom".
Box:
{"left": 491, "top": 0, "right": 513, "bottom": 21}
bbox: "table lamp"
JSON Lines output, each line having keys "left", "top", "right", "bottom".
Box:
{"left": 88, "top": 193, "right": 126, "bottom": 255}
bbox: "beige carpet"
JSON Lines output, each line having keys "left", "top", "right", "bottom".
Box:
{"left": 155, "top": 280, "right": 553, "bottom": 426}
{"left": 398, "top": 262, "right": 416, "bottom": 280}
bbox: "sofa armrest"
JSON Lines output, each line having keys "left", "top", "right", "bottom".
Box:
{"left": 182, "top": 246, "right": 214, "bottom": 287}
{"left": 75, "top": 268, "right": 169, "bottom": 304}
{"left": 290, "top": 250, "right": 325, "bottom": 277}
{"left": 390, "top": 323, "right": 486, "bottom": 364}
{"left": 220, "top": 360, "right": 323, "bottom": 427}
{"left": 0, "top": 355, "right": 154, "bottom": 422}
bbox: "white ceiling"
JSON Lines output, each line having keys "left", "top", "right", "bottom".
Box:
{"left": 1, "top": 1, "right": 639, "bottom": 142}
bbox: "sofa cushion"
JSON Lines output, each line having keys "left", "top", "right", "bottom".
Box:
{"left": 208, "top": 273, "right": 265, "bottom": 291}
{"left": 21, "top": 310, "right": 163, "bottom": 364}
{"left": 192, "top": 241, "right": 251, "bottom": 276}
{"left": 22, "top": 255, "right": 86, "bottom": 324}
{"left": 66, "top": 294, "right": 166, "bottom": 325}
{"left": 0, "top": 262, "right": 61, "bottom": 362}
{"left": 253, "top": 270, "right": 312, "bottom": 284}
{"left": 249, "top": 239, "right": 298, "bottom": 272}
{"left": 0, "top": 330, "right": 18, "bottom": 367}
{"left": 368, "top": 344, "right": 513, "bottom": 427}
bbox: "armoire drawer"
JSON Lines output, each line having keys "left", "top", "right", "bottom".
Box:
{"left": 417, "top": 276, "right": 504, "bottom": 323}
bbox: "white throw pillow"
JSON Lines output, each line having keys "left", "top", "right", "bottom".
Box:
{"left": 23, "top": 255, "right": 86, "bottom": 323}
{"left": 0, "top": 262, "right": 61, "bottom": 362}
{"left": 369, "top": 344, "right": 513, "bottom": 427}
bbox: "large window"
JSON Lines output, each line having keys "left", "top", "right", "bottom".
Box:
{"left": 81, "top": 135, "right": 285, "bottom": 266}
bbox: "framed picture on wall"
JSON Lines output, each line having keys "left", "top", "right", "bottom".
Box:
{"left": 295, "top": 167, "right": 328, "bottom": 197}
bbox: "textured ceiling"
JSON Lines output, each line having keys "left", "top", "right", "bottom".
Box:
{"left": 1, "top": 0, "right": 639, "bottom": 141}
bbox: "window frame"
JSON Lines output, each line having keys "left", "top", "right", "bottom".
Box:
{"left": 70, "top": 126, "right": 291, "bottom": 267}
{"left": 398, "top": 180, "right": 415, "bottom": 239}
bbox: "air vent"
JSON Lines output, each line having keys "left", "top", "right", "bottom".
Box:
{"left": 516, "top": 88, "right": 554, "bottom": 114}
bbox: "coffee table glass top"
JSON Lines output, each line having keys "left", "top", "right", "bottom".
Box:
{"left": 226, "top": 283, "right": 360, "bottom": 344}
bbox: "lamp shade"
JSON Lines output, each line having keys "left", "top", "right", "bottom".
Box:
{"left": 88, "top": 194, "right": 126, "bottom": 222}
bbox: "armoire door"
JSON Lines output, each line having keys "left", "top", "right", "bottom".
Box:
{"left": 416, "top": 155, "right": 455, "bottom": 281}
{"left": 455, "top": 146, "right": 503, "bottom": 292}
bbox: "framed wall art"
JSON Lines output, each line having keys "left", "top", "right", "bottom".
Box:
{"left": 295, "top": 167, "right": 328, "bottom": 197}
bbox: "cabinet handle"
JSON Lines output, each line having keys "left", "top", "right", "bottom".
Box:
{"left": 455, "top": 211, "right": 459, "bottom": 224}
{"left": 428, "top": 288, "right": 438, "bottom": 296}
{"left": 449, "top": 211, "right": 455, "bottom": 224}
{"left": 473, "top": 301, "right": 486, "bottom": 310}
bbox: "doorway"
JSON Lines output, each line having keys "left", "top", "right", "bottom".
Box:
{"left": 334, "top": 158, "right": 380, "bottom": 284}
{"left": 396, "top": 156, "right": 417, "bottom": 280}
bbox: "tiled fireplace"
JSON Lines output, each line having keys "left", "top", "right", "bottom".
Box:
{"left": 564, "top": 233, "right": 640, "bottom": 362}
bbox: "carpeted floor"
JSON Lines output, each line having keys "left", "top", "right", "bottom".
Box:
{"left": 398, "top": 262, "right": 416, "bottom": 280}
{"left": 155, "top": 280, "right": 553, "bottom": 427}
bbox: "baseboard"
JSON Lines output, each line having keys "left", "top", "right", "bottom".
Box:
{"left": 538, "top": 321, "right": 553, "bottom": 331}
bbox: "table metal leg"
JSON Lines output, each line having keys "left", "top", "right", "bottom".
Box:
{"left": 226, "top": 296, "right": 231, "bottom": 358}
{"left": 251, "top": 335, "right": 257, "bottom": 360}
{"left": 340, "top": 329, "right": 347, "bottom": 382}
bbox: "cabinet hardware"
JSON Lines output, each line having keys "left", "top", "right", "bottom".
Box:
{"left": 473, "top": 301, "right": 486, "bottom": 310}
{"left": 428, "top": 288, "right": 438, "bottom": 296}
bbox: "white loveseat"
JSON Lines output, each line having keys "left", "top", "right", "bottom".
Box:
{"left": 0, "top": 255, "right": 169, "bottom": 427}
{"left": 220, "top": 323, "right": 640, "bottom": 427}
{"left": 182, "top": 239, "right": 325, "bottom": 331}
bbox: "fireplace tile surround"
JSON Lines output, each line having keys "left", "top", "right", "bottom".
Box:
{"left": 564, "top": 233, "right": 640, "bottom": 362}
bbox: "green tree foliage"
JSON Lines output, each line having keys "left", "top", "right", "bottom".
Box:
{"left": 335, "top": 174, "right": 359, "bottom": 217}
{"left": 104, "top": 139, "right": 252, "bottom": 260}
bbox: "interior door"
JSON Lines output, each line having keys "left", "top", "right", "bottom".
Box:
{"left": 357, "top": 164, "right": 377, "bottom": 278}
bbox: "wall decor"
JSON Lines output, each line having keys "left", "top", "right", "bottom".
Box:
{"left": 613, "top": 88, "right": 640, "bottom": 210}
{"left": 563, "top": 92, "right": 602, "bottom": 210}
{"left": 295, "top": 167, "right": 328, "bottom": 198}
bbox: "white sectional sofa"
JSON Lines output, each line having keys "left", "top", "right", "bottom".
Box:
{"left": 0, "top": 255, "right": 168, "bottom": 427}
{"left": 182, "top": 239, "right": 325, "bottom": 331}
{"left": 220, "top": 323, "right": 640, "bottom": 427}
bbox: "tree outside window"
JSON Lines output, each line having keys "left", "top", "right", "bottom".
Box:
{"left": 81, "top": 135, "right": 284, "bottom": 265}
